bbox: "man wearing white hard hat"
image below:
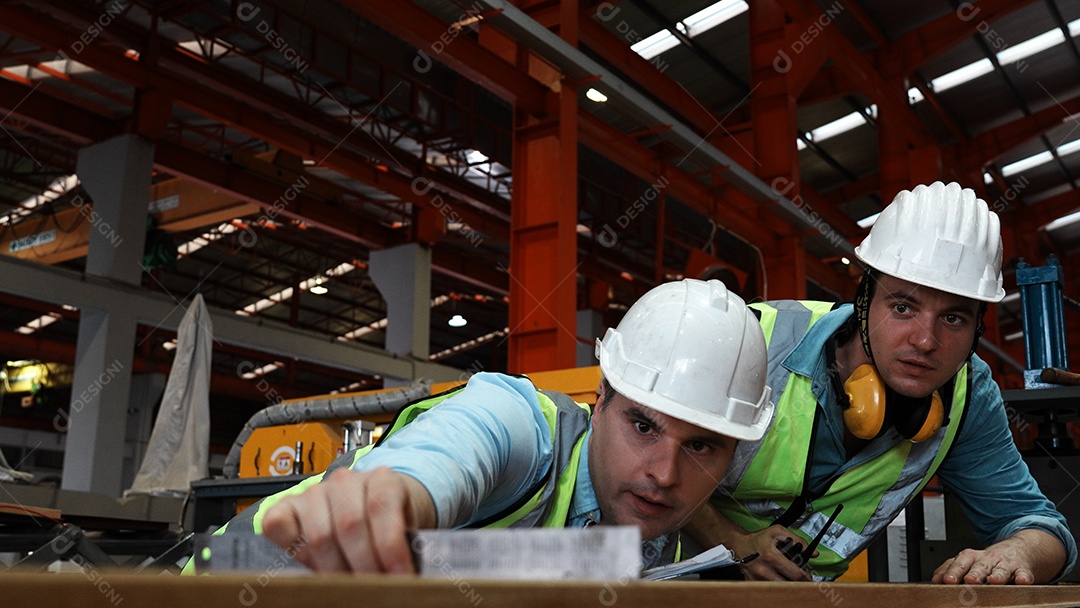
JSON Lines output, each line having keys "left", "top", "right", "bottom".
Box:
{"left": 689, "top": 182, "right": 1075, "bottom": 584}
{"left": 183, "top": 279, "right": 772, "bottom": 574}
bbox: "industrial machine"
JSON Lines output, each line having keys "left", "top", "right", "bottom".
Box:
{"left": 189, "top": 367, "right": 603, "bottom": 530}
{"left": 1000, "top": 255, "right": 1080, "bottom": 583}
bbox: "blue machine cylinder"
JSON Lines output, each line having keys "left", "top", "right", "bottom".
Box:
{"left": 1017, "top": 256, "right": 1068, "bottom": 371}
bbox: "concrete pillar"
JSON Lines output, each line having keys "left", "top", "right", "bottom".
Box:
{"left": 122, "top": 373, "right": 167, "bottom": 490}
{"left": 61, "top": 135, "right": 154, "bottom": 495}
{"left": 76, "top": 135, "right": 155, "bottom": 285}
{"left": 370, "top": 243, "right": 432, "bottom": 386}
{"left": 61, "top": 307, "right": 139, "bottom": 495}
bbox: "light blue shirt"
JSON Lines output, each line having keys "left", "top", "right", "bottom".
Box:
{"left": 350, "top": 372, "right": 673, "bottom": 565}
{"left": 784, "top": 304, "right": 1076, "bottom": 575}
{"left": 350, "top": 372, "right": 557, "bottom": 528}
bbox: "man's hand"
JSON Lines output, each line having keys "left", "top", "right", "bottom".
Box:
{"left": 931, "top": 529, "right": 1066, "bottom": 585}
{"left": 729, "top": 524, "right": 814, "bottom": 581}
{"left": 261, "top": 467, "right": 437, "bottom": 574}
{"left": 687, "top": 503, "right": 814, "bottom": 581}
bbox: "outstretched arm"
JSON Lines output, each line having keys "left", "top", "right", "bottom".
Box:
{"left": 931, "top": 528, "right": 1067, "bottom": 585}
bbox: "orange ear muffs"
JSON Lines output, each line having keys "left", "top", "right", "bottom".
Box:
{"left": 842, "top": 364, "right": 945, "bottom": 443}
{"left": 843, "top": 364, "right": 887, "bottom": 440}
{"left": 896, "top": 390, "right": 945, "bottom": 443}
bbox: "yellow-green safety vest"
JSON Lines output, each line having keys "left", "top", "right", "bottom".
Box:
{"left": 182, "top": 381, "right": 602, "bottom": 574}
{"left": 712, "top": 301, "right": 969, "bottom": 580}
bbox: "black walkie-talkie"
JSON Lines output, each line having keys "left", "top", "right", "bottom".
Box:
{"left": 780, "top": 503, "right": 844, "bottom": 570}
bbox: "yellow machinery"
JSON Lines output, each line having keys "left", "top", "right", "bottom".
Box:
{"left": 237, "top": 367, "right": 602, "bottom": 481}
{"left": 238, "top": 422, "right": 346, "bottom": 479}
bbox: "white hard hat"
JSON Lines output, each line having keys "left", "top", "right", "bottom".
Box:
{"left": 854, "top": 181, "right": 1004, "bottom": 302}
{"left": 595, "top": 279, "right": 773, "bottom": 441}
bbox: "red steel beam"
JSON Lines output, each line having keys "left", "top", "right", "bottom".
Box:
{"left": 337, "top": 0, "right": 550, "bottom": 117}
{"left": 0, "top": 2, "right": 511, "bottom": 242}
{"left": 874, "top": 0, "right": 1040, "bottom": 78}
{"left": 0, "top": 75, "right": 513, "bottom": 296}
{"left": 774, "top": 0, "right": 933, "bottom": 149}
{"left": 1010, "top": 189, "right": 1080, "bottom": 235}
{"left": 507, "top": 3, "right": 580, "bottom": 374}
{"left": 950, "top": 94, "right": 1080, "bottom": 172}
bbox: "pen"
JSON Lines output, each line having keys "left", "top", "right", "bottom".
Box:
{"left": 736, "top": 552, "right": 760, "bottom": 565}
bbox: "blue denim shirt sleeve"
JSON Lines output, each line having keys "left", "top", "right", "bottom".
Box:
{"left": 350, "top": 372, "right": 554, "bottom": 528}
{"left": 935, "top": 356, "right": 1077, "bottom": 578}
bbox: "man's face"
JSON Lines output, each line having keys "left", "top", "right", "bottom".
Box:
{"left": 867, "top": 274, "right": 981, "bottom": 398}
{"left": 588, "top": 388, "right": 736, "bottom": 540}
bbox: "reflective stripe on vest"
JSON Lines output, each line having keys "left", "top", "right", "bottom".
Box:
{"left": 713, "top": 300, "right": 969, "bottom": 580}
{"left": 183, "top": 381, "right": 591, "bottom": 575}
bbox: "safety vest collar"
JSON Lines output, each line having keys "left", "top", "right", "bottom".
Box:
{"left": 776, "top": 303, "right": 853, "bottom": 383}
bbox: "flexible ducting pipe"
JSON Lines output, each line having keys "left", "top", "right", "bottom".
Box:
{"left": 223, "top": 379, "right": 432, "bottom": 478}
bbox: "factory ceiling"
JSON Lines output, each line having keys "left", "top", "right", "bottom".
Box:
{"left": 0, "top": 0, "right": 1077, "bottom": 449}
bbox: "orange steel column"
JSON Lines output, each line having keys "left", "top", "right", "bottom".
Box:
{"left": 750, "top": 0, "right": 805, "bottom": 300}
{"left": 507, "top": 0, "right": 580, "bottom": 374}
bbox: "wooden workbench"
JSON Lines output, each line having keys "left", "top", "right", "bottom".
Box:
{"left": 4, "top": 573, "right": 1080, "bottom": 608}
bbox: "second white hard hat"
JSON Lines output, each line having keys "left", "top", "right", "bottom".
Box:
{"left": 854, "top": 181, "right": 1005, "bottom": 302}
{"left": 595, "top": 279, "right": 772, "bottom": 441}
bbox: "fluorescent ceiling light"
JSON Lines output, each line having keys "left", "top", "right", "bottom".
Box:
{"left": 1002, "top": 151, "right": 1053, "bottom": 176}
{"left": 1045, "top": 210, "right": 1080, "bottom": 232}
{"left": 630, "top": 0, "right": 747, "bottom": 60}
{"left": 237, "top": 263, "right": 357, "bottom": 316}
{"left": 586, "top": 88, "right": 608, "bottom": 103}
{"left": 683, "top": 0, "right": 748, "bottom": 36}
{"left": 14, "top": 313, "right": 60, "bottom": 335}
{"left": 631, "top": 30, "right": 680, "bottom": 60}
{"left": 240, "top": 362, "right": 283, "bottom": 380}
{"left": 0, "top": 174, "right": 80, "bottom": 226}
{"left": 796, "top": 139, "right": 807, "bottom": 151}
{"left": 997, "top": 29, "right": 1065, "bottom": 64}
{"left": 1058, "top": 139, "right": 1080, "bottom": 157}
{"left": 809, "top": 111, "right": 868, "bottom": 142}
{"left": 907, "top": 87, "right": 925, "bottom": 104}
{"left": 983, "top": 172, "right": 993, "bottom": 184}
{"left": 914, "top": 22, "right": 1080, "bottom": 100}
{"left": 857, "top": 212, "right": 880, "bottom": 229}
{"left": 930, "top": 58, "right": 994, "bottom": 93}
{"left": 999, "top": 138, "right": 1080, "bottom": 177}
{"left": 338, "top": 295, "right": 451, "bottom": 341}
{"left": 178, "top": 222, "right": 242, "bottom": 257}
